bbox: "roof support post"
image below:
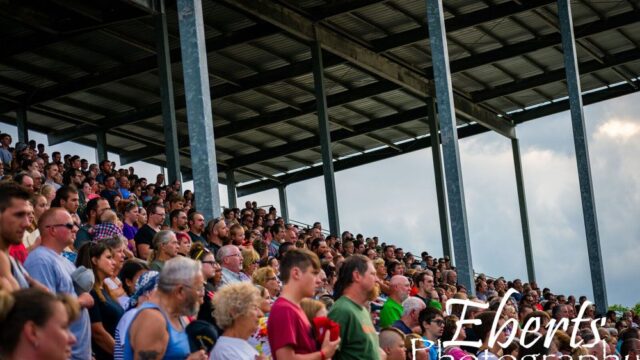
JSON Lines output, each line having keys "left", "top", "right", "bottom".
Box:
{"left": 557, "top": 0, "right": 607, "bottom": 315}
{"left": 311, "top": 40, "right": 340, "bottom": 236}
{"left": 426, "top": 0, "right": 474, "bottom": 295}
{"left": 155, "top": 0, "right": 182, "bottom": 187}
{"left": 96, "top": 130, "right": 108, "bottom": 163}
{"left": 512, "top": 136, "right": 536, "bottom": 283}
{"left": 226, "top": 169, "right": 237, "bottom": 209}
{"left": 427, "top": 97, "right": 453, "bottom": 261}
{"left": 278, "top": 185, "right": 289, "bottom": 224}
{"left": 16, "top": 108, "right": 28, "bottom": 143}
{"left": 177, "top": 0, "right": 221, "bottom": 220}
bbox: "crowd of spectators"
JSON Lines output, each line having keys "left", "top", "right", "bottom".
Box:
{"left": 0, "top": 134, "right": 639, "bottom": 360}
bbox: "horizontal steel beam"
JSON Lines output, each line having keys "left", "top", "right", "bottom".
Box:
{"left": 117, "top": 80, "right": 400, "bottom": 163}
{"left": 236, "top": 123, "right": 488, "bottom": 197}
{"left": 471, "top": 48, "right": 640, "bottom": 102}
{"left": 0, "top": 23, "right": 280, "bottom": 115}
{"left": 235, "top": 81, "right": 640, "bottom": 196}
{"left": 220, "top": 0, "right": 514, "bottom": 138}
{"left": 372, "top": 0, "right": 555, "bottom": 52}
{"left": 425, "top": 8, "right": 639, "bottom": 77}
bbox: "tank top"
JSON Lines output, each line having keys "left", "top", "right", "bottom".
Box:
{"left": 123, "top": 302, "right": 190, "bottom": 360}
{"left": 10, "top": 255, "right": 30, "bottom": 289}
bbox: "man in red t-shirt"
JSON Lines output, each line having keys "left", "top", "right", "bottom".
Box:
{"left": 267, "top": 248, "right": 340, "bottom": 360}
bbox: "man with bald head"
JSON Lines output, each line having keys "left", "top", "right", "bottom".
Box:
{"left": 379, "top": 275, "right": 411, "bottom": 328}
{"left": 24, "top": 208, "right": 93, "bottom": 360}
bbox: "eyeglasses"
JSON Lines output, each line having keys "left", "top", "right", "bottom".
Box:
{"left": 431, "top": 319, "right": 445, "bottom": 326}
{"left": 225, "top": 253, "right": 241, "bottom": 258}
{"left": 183, "top": 284, "right": 206, "bottom": 295}
{"left": 46, "top": 223, "right": 77, "bottom": 230}
{"left": 202, "top": 261, "right": 217, "bottom": 266}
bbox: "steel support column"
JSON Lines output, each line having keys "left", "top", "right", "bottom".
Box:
{"left": 426, "top": 0, "right": 474, "bottom": 294}
{"left": 16, "top": 108, "right": 28, "bottom": 143}
{"left": 96, "top": 130, "right": 108, "bottom": 163}
{"left": 512, "top": 137, "right": 536, "bottom": 283}
{"left": 311, "top": 41, "right": 340, "bottom": 236}
{"left": 155, "top": 0, "right": 182, "bottom": 187}
{"left": 427, "top": 97, "right": 453, "bottom": 260}
{"left": 177, "top": 0, "right": 221, "bottom": 220}
{"left": 226, "top": 169, "right": 237, "bottom": 209}
{"left": 557, "top": 0, "right": 607, "bottom": 314}
{"left": 278, "top": 185, "right": 289, "bottom": 223}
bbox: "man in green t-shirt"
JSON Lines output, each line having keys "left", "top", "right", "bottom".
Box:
{"left": 329, "top": 254, "right": 381, "bottom": 360}
{"left": 379, "top": 275, "right": 411, "bottom": 328}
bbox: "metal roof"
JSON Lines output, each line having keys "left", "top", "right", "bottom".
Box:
{"left": 0, "top": 0, "right": 638, "bottom": 196}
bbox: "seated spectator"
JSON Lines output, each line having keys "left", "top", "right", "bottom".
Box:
{"left": 392, "top": 297, "right": 426, "bottom": 335}
{"left": 379, "top": 327, "right": 406, "bottom": 360}
{"left": 75, "top": 241, "right": 124, "bottom": 360}
{"left": 441, "top": 315, "right": 472, "bottom": 360}
{"left": 218, "top": 245, "right": 246, "bottom": 287}
{"left": 379, "top": 275, "right": 411, "bottom": 328}
{"left": 252, "top": 266, "right": 280, "bottom": 300}
{"left": 148, "top": 230, "right": 179, "bottom": 272}
{"left": 211, "top": 282, "right": 263, "bottom": 360}
{"left": 0, "top": 288, "right": 79, "bottom": 360}
{"left": 241, "top": 248, "right": 260, "bottom": 281}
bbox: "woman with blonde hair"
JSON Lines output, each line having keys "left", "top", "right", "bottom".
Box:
{"left": 300, "top": 298, "right": 327, "bottom": 324}
{"left": 241, "top": 248, "right": 260, "bottom": 281}
{"left": 252, "top": 266, "right": 280, "bottom": 300}
{"left": 211, "top": 282, "right": 265, "bottom": 360}
{"left": 40, "top": 184, "right": 56, "bottom": 204}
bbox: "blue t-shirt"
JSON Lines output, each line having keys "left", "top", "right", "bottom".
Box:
{"left": 25, "top": 246, "right": 92, "bottom": 360}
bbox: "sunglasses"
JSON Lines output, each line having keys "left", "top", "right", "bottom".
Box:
{"left": 47, "top": 223, "right": 77, "bottom": 230}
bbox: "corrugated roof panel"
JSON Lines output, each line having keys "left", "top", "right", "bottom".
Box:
{"left": 326, "top": 9, "right": 390, "bottom": 42}
{"left": 260, "top": 81, "right": 314, "bottom": 105}
{"left": 388, "top": 44, "right": 431, "bottom": 69}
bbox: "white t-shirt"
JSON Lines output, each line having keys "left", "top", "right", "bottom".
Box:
{"left": 209, "top": 336, "right": 259, "bottom": 360}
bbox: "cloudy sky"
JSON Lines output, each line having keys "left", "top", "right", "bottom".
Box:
{"left": 3, "top": 92, "right": 638, "bottom": 307}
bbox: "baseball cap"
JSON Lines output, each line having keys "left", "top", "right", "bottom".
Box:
{"left": 186, "top": 320, "right": 219, "bottom": 352}
{"left": 14, "top": 142, "right": 28, "bottom": 153}
{"left": 71, "top": 266, "right": 95, "bottom": 294}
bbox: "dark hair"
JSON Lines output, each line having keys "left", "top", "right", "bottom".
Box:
{"left": 279, "top": 248, "right": 320, "bottom": 284}
{"left": 0, "top": 182, "right": 31, "bottom": 212}
{"left": 0, "top": 288, "right": 79, "bottom": 356}
{"left": 118, "top": 259, "right": 149, "bottom": 296}
{"left": 270, "top": 223, "right": 283, "bottom": 236}
{"left": 85, "top": 196, "right": 107, "bottom": 220}
{"left": 169, "top": 209, "right": 184, "bottom": 224}
{"left": 418, "top": 307, "right": 443, "bottom": 334}
{"left": 187, "top": 211, "right": 202, "bottom": 223}
{"left": 333, "top": 254, "right": 370, "bottom": 299}
{"left": 474, "top": 311, "right": 499, "bottom": 341}
{"left": 75, "top": 242, "right": 113, "bottom": 302}
{"left": 51, "top": 185, "right": 78, "bottom": 207}
{"left": 441, "top": 315, "right": 461, "bottom": 342}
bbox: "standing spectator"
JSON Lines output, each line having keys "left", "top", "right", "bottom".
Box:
{"left": 190, "top": 244, "right": 221, "bottom": 325}
{"left": 169, "top": 209, "right": 188, "bottom": 233}
{"left": 329, "top": 254, "right": 380, "bottom": 360}
{"left": 24, "top": 208, "right": 93, "bottom": 360}
{"left": 52, "top": 185, "right": 80, "bottom": 216}
{"left": 134, "top": 203, "right": 165, "bottom": 259}
{"left": 210, "top": 282, "right": 264, "bottom": 360}
{"left": 100, "top": 175, "right": 121, "bottom": 209}
{"left": 267, "top": 249, "right": 340, "bottom": 359}
{"left": 76, "top": 241, "right": 124, "bottom": 360}
{"left": 0, "top": 182, "right": 32, "bottom": 290}
{"left": 379, "top": 275, "right": 411, "bottom": 328}
{"left": 253, "top": 266, "right": 280, "bottom": 300}
{"left": 240, "top": 248, "right": 260, "bottom": 281}
{"left": 95, "top": 160, "right": 113, "bottom": 184}
{"left": 124, "top": 257, "right": 206, "bottom": 360}
{"left": 148, "top": 230, "right": 179, "bottom": 271}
